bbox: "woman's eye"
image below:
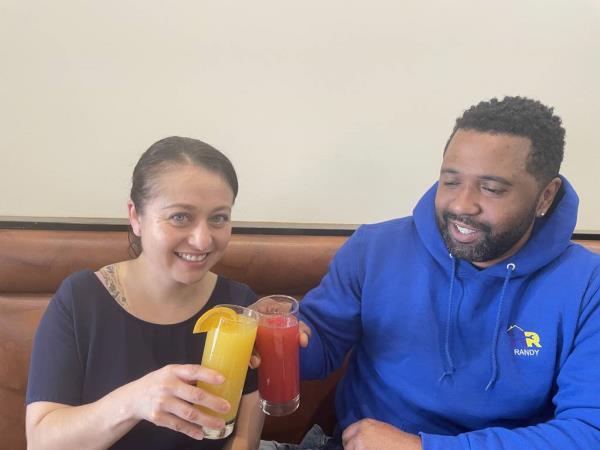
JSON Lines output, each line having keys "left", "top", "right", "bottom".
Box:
{"left": 170, "top": 213, "right": 190, "bottom": 224}
{"left": 209, "top": 214, "right": 230, "bottom": 225}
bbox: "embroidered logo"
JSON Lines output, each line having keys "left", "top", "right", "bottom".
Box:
{"left": 507, "top": 324, "right": 542, "bottom": 357}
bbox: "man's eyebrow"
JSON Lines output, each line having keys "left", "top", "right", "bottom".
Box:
{"left": 440, "top": 169, "right": 513, "bottom": 187}
{"left": 440, "top": 169, "right": 459, "bottom": 175}
{"left": 479, "top": 175, "right": 513, "bottom": 186}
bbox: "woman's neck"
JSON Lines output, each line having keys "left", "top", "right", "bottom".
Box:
{"left": 118, "top": 257, "right": 217, "bottom": 324}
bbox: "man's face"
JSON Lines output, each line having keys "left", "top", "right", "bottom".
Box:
{"left": 434, "top": 129, "right": 543, "bottom": 268}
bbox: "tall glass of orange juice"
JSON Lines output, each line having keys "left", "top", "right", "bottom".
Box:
{"left": 193, "top": 304, "right": 258, "bottom": 439}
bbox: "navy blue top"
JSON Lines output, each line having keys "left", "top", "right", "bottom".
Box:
{"left": 27, "top": 270, "right": 258, "bottom": 450}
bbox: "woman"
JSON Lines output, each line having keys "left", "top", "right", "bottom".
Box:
{"left": 25, "top": 137, "right": 264, "bottom": 449}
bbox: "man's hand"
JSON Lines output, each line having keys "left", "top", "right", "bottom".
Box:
{"left": 342, "top": 419, "right": 422, "bottom": 450}
{"left": 298, "top": 320, "right": 311, "bottom": 348}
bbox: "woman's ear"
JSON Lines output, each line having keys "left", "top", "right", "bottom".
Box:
{"left": 128, "top": 200, "right": 142, "bottom": 236}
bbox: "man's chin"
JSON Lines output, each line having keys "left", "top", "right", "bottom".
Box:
{"left": 446, "top": 240, "right": 487, "bottom": 262}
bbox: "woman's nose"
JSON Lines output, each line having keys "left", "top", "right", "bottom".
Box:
{"left": 189, "top": 221, "right": 212, "bottom": 249}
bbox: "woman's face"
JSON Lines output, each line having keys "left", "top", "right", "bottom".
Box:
{"left": 128, "top": 163, "right": 234, "bottom": 286}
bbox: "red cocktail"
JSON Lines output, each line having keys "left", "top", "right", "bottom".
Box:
{"left": 252, "top": 295, "right": 300, "bottom": 416}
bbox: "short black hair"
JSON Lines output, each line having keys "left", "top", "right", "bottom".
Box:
{"left": 445, "top": 96, "right": 565, "bottom": 185}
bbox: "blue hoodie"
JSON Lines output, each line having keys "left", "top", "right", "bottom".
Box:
{"left": 299, "top": 177, "right": 600, "bottom": 449}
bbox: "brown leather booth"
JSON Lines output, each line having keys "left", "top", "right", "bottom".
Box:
{"left": 1, "top": 227, "right": 599, "bottom": 450}
{"left": 0, "top": 228, "right": 348, "bottom": 450}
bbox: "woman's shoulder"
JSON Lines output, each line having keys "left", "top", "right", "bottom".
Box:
{"left": 54, "top": 269, "right": 101, "bottom": 298}
{"left": 51, "top": 268, "right": 113, "bottom": 313}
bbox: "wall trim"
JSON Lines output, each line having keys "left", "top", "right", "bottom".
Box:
{"left": 1, "top": 217, "right": 598, "bottom": 239}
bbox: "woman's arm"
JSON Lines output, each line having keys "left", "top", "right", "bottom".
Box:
{"left": 26, "top": 364, "right": 230, "bottom": 450}
{"left": 223, "top": 391, "right": 264, "bottom": 450}
{"left": 27, "top": 394, "right": 137, "bottom": 450}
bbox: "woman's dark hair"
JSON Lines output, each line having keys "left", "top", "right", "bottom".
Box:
{"left": 444, "top": 96, "right": 565, "bottom": 186}
{"left": 128, "top": 136, "right": 238, "bottom": 257}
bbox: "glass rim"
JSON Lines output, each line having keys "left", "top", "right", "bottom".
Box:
{"left": 214, "top": 303, "right": 259, "bottom": 322}
{"left": 253, "top": 294, "right": 299, "bottom": 316}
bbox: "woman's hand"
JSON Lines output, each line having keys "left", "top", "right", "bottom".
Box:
{"left": 131, "top": 364, "right": 230, "bottom": 440}
{"left": 25, "top": 364, "right": 230, "bottom": 449}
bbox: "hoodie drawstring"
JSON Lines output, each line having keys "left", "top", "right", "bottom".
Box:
{"left": 485, "top": 263, "right": 516, "bottom": 391}
{"left": 439, "top": 254, "right": 457, "bottom": 382}
{"left": 439, "top": 259, "right": 516, "bottom": 390}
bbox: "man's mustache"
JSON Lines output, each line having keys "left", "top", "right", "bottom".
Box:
{"left": 442, "top": 212, "right": 492, "bottom": 234}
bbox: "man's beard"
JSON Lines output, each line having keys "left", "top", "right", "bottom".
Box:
{"left": 436, "top": 209, "right": 536, "bottom": 263}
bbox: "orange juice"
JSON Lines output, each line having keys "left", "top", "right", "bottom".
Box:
{"left": 196, "top": 311, "right": 257, "bottom": 434}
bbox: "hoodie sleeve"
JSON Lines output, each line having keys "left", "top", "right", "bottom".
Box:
{"left": 421, "top": 274, "right": 600, "bottom": 450}
{"left": 299, "top": 227, "right": 365, "bottom": 380}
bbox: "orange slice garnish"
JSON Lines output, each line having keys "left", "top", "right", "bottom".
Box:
{"left": 193, "top": 306, "right": 238, "bottom": 334}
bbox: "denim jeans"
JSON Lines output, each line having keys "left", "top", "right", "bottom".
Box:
{"left": 259, "top": 424, "right": 343, "bottom": 450}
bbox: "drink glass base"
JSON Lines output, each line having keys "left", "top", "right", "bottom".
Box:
{"left": 260, "top": 394, "right": 300, "bottom": 416}
{"left": 202, "top": 420, "right": 235, "bottom": 439}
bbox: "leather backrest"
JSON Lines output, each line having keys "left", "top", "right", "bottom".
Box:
{"left": 0, "top": 229, "right": 348, "bottom": 296}
{"left": 0, "top": 229, "right": 349, "bottom": 448}
{"left": 1, "top": 228, "right": 598, "bottom": 449}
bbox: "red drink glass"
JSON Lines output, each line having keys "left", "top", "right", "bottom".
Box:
{"left": 252, "top": 295, "right": 300, "bottom": 416}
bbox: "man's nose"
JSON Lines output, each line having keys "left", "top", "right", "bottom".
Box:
{"left": 449, "top": 186, "right": 482, "bottom": 216}
{"left": 189, "top": 221, "right": 212, "bottom": 249}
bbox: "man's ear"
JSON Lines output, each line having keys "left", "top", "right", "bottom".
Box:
{"left": 536, "top": 177, "right": 562, "bottom": 217}
{"left": 128, "top": 200, "right": 142, "bottom": 236}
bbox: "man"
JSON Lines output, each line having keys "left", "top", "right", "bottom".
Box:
{"left": 299, "top": 96, "right": 600, "bottom": 449}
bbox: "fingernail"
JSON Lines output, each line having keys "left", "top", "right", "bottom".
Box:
{"left": 192, "top": 430, "right": 204, "bottom": 440}
{"left": 219, "top": 401, "right": 230, "bottom": 412}
{"left": 215, "top": 374, "right": 225, "bottom": 383}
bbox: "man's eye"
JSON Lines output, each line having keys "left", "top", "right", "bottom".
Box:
{"left": 443, "top": 181, "right": 459, "bottom": 187}
{"left": 483, "top": 187, "right": 505, "bottom": 195}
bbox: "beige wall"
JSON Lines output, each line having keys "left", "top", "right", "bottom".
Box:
{"left": 1, "top": 0, "right": 599, "bottom": 231}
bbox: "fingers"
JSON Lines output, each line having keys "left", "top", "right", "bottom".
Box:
{"left": 148, "top": 409, "right": 205, "bottom": 440}
{"left": 173, "top": 382, "right": 230, "bottom": 415}
{"left": 342, "top": 420, "right": 366, "bottom": 450}
{"left": 299, "top": 331, "right": 310, "bottom": 348}
{"left": 299, "top": 320, "right": 312, "bottom": 337}
{"left": 341, "top": 421, "right": 359, "bottom": 446}
{"left": 299, "top": 320, "right": 311, "bottom": 348}
{"left": 167, "top": 397, "right": 226, "bottom": 431}
{"left": 171, "top": 364, "right": 225, "bottom": 385}
{"left": 249, "top": 352, "right": 261, "bottom": 369}
{"left": 148, "top": 397, "right": 227, "bottom": 440}
{"left": 137, "top": 364, "right": 233, "bottom": 440}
